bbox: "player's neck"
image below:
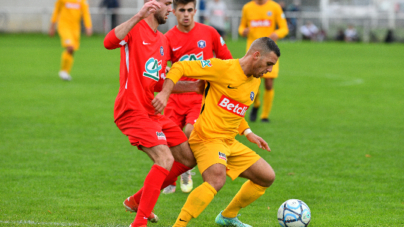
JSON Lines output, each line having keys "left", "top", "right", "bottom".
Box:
{"left": 238, "top": 56, "right": 253, "bottom": 77}
{"left": 176, "top": 22, "right": 196, "bottom": 33}
{"left": 255, "top": 0, "right": 269, "bottom": 5}
{"left": 144, "top": 16, "right": 159, "bottom": 32}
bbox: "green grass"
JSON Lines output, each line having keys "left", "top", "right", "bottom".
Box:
{"left": 1, "top": 33, "right": 404, "bottom": 227}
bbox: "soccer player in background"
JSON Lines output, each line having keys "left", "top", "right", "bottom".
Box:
{"left": 239, "top": 0, "right": 288, "bottom": 122}
{"left": 49, "top": 0, "right": 93, "bottom": 81}
{"left": 153, "top": 37, "right": 280, "bottom": 227}
{"left": 103, "top": 0, "right": 202, "bottom": 226}
{"left": 162, "top": 0, "right": 233, "bottom": 194}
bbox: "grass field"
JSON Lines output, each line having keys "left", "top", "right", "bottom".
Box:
{"left": 1, "top": 33, "right": 403, "bottom": 227}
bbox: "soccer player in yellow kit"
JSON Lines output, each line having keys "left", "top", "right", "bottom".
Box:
{"left": 239, "top": 0, "right": 288, "bottom": 122}
{"left": 49, "top": 0, "right": 93, "bottom": 81}
{"left": 153, "top": 37, "right": 280, "bottom": 227}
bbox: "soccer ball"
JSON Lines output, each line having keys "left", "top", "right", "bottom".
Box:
{"left": 277, "top": 199, "right": 311, "bottom": 227}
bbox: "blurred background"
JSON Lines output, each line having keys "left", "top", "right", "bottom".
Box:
{"left": 1, "top": 0, "right": 403, "bottom": 43}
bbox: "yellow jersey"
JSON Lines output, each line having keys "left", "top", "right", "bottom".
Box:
{"left": 166, "top": 58, "right": 259, "bottom": 140}
{"left": 51, "top": 0, "right": 92, "bottom": 30}
{"left": 238, "top": 0, "right": 288, "bottom": 51}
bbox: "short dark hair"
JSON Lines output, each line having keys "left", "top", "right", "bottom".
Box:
{"left": 173, "top": 0, "right": 197, "bottom": 9}
{"left": 250, "top": 37, "right": 281, "bottom": 57}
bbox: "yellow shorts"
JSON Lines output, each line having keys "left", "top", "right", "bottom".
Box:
{"left": 58, "top": 27, "right": 80, "bottom": 50}
{"left": 189, "top": 131, "right": 261, "bottom": 180}
{"left": 263, "top": 59, "right": 279, "bottom": 79}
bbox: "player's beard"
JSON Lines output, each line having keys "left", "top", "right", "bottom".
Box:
{"left": 154, "top": 12, "right": 167, "bottom": 24}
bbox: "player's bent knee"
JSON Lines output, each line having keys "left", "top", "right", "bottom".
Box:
{"left": 66, "top": 46, "right": 74, "bottom": 55}
{"left": 202, "top": 164, "right": 227, "bottom": 191}
{"left": 152, "top": 147, "right": 175, "bottom": 170}
{"left": 172, "top": 142, "right": 196, "bottom": 168}
{"left": 206, "top": 176, "right": 226, "bottom": 192}
{"left": 263, "top": 169, "right": 276, "bottom": 187}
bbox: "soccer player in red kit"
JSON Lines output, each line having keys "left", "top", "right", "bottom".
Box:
{"left": 103, "top": 0, "right": 199, "bottom": 226}
{"left": 162, "top": 0, "right": 233, "bottom": 194}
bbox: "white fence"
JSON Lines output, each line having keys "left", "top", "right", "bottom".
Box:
{"left": 1, "top": 6, "right": 404, "bottom": 42}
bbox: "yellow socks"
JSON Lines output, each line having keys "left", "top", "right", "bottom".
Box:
{"left": 221, "top": 180, "right": 267, "bottom": 218}
{"left": 260, "top": 89, "right": 274, "bottom": 120}
{"left": 174, "top": 182, "right": 217, "bottom": 226}
{"left": 61, "top": 50, "right": 74, "bottom": 73}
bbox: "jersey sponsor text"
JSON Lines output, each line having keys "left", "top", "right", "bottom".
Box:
{"left": 65, "top": 3, "right": 80, "bottom": 9}
{"left": 218, "top": 95, "right": 249, "bottom": 117}
{"left": 250, "top": 19, "right": 271, "bottom": 28}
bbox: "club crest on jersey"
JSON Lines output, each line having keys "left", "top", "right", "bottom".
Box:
{"left": 179, "top": 51, "right": 203, "bottom": 62}
{"left": 197, "top": 40, "right": 206, "bottom": 49}
{"left": 250, "top": 92, "right": 255, "bottom": 101}
{"left": 201, "top": 60, "right": 212, "bottom": 68}
{"left": 218, "top": 152, "right": 227, "bottom": 161}
{"left": 218, "top": 95, "right": 249, "bottom": 117}
{"left": 156, "top": 132, "right": 166, "bottom": 140}
{"left": 267, "top": 11, "right": 272, "bottom": 16}
{"left": 160, "top": 46, "right": 164, "bottom": 56}
{"left": 143, "top": 57, "right": 162, "bottom": 81}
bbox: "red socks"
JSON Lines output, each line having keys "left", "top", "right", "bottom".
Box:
{"left": 132, "top": 161, "right": 191, "bottom": 203}
{"left": 132, "top": 164, "right": 169, "bottom": 226}
{"left": 161, "top": 161, "right": 191, "bottom": 189}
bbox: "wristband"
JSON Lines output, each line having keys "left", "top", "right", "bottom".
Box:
{"left": 243, "top": 128, "right": 252, "bottom": 136}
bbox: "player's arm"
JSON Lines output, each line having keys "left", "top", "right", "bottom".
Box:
{"left": 239, "top": 119, "right": 270, "bottom": 151}
{"left": 49, "top": 0, "right": 62, "bottom": 37}
{"left": 212, "top": 28, "right": 233, "bottom": 59}
{"left": 114, "top": 0, "right": 160, "bottom": 39}
{"left": 81, "top": 0, "right": 93, "bottom": 36}
{"left": 154, "top": 79, "right": 204, "bottom": 94}
{"left": 238, "top": 6, "right": 249, "bottom": 37}
{"left": 270, "top": 5, "right": 289, "bottom": 41}
{"left": 152, "top": 60, "right": 221, "bottom": 113}
{"left": 104, "top": 0, "right": 160, "bottom": 50}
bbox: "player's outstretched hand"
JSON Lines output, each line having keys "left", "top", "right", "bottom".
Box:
{"left": 138, "top": 0, "right": 161, "bottom": 19}
{"left": 269, "top": 33, "right": 279, "bottom": 42}
{"left": 49, "top": 24, "right": 56, "bottom": 37}
{"left": 152, "top": 92, "right": 169, "bottom": 114}
{"left": 242, "top": 28, "right": 250, "bottom": 37}
{"left": 86, "top": 27, "right": 93, "bottom": 36}
{"left": 246, "top": 133, "right": 271, "bottom": 152}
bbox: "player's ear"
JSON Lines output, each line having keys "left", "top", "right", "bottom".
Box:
{"left": 253, "top": 51, "right": 260, "bottom": 60}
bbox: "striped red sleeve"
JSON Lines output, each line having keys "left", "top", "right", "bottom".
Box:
{"left": 212, "top": 28, "right": 233, "bottom": 60}
{"left": 104, "top": 29, "right": 123, "bottom": 50}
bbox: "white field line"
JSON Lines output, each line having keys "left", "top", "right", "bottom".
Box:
{"left": 0, "top": 220, "right": 90, "bottom": 226}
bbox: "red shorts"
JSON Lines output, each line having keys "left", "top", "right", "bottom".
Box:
{"left": 115, "top": 112, "right": 187, "bottom": 150}
{"left": 164, "top": 93, "right": 202, "bottom": 129}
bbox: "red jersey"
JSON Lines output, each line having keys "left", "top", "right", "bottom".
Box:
{"left": 104, "top": 20, "right": 168, "bottom": 120}
{"left": 165, "top": 22, "right": 232, "bottom": 82}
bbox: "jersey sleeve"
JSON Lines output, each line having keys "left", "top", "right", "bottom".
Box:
{"left": 212, "top": 28, "right": 233, "bottom": 60}
{"left": 81, "top": 0, "right": 92, "bottom": 28}
{"left": 273, "top": 5, "right": 289, "bottom": 39}
{"left": 51, "top": 0, "right": 62, "bottom": 23}
{"left": 238, "top": 118, "right": 250, "bottom": 135}
{"left": 167, "top": 58, "right": 225, "bottom": 84}
{"left": 104, "top": 28, "right": 131, "bottom": 50}
{"left": 238, "top": 6, "right": 248, "bottom": 36}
